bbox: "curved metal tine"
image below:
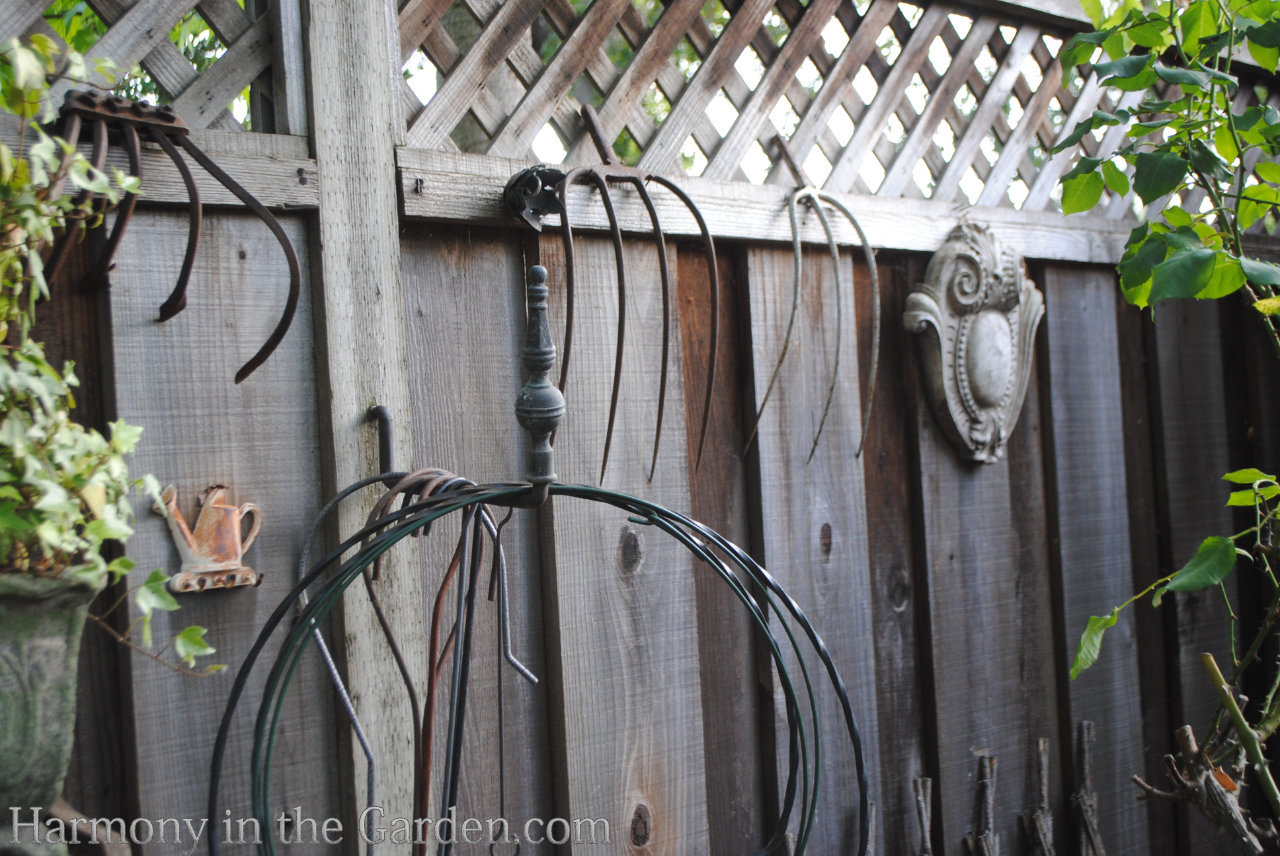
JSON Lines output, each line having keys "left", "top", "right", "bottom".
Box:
{"left": 555, "top": 167, "right": 587, "bottom": 395}
{"left": 151, "top": 129, "right": 202, "bottom": 322}
{"left": 589, "top": 170, "right": 628, "bottom": 485}
{"left": 92, "top": 122, "right": 141, "bottom": 289}
{"left": 174, "top": 135, "right": 300, "bottom": 383}
{"left": 742, "top": 187, "right": 806, "bottom": 455}
{"left": 619, "top": 175, "right": 671, "bottom": 484}
{"left": 645, "top": 174, "right": 720, "bottom": 475}
{"left": 805, "top": 193, "right": 844, "bottom": 464}
{"left": 814, "top": 191, "right": 880, "bottom": 459}
{"left": 45, "top": 117, "right": 107, "bottom": 286}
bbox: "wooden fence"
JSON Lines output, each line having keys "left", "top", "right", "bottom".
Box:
{"left": 6, "top": 0, "right": 1280, "bottom": 853}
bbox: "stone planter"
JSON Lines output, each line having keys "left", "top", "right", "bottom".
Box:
{"left": 0, "top": 573, "right": 98, "bottom": 853}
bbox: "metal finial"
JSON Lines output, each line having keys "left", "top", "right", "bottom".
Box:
{"left": 515, "top": 265, "right": 565, "bottom": 504}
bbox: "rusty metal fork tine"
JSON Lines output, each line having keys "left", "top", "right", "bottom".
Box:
{"left": 92, "top": 122, "right": 141, "bottom": 289}
{"left": 45, "top": 117, "right": 107, "bottom": 286}
{"left": 556, "top": 168, "right": 589, "bottom": 396}
{"left": 743, "top": 187, "right": 805, "bottom": 455}
{"left": 175, "top": 135, "right": 301, "bottom": 383}
{"left": 625, "top": 176, "right": 671, "bottom": 484}
{"left": 816, "top": 191, "right": 880, "bottom": 459}
{"left": 806, "top": 191, "right": 843, "bottom": 465}
{"left": 589, "top": 169, "right": 628, "bottom": 485}
{"left": 152, "top": 128, "right": 203, "bottom": 322}
{"left": 646, "top": 174, "right": 719, "bottom": 473}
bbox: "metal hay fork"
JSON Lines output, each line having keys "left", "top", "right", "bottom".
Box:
{"left": 505, "top": 105, "right": 720, "bottom": 484}
{"left": 744, "top": 136, "right": 881, "bottom": 464}
{"left": 47, "top": 91, "right": 301, "bottom": 383}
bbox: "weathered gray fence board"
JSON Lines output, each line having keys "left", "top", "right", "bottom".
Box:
{"left": 861, "top": 255, "right": 930, "bottom": 850}
{"left": 399, "top": 224, "right": 555, "bottom": 849}
{"left": 1041, "top": 264, "right": 1150, "bottom": 852}
{"left": 536, "top": 233, "right": 711, "bottom": 854}
{"left": 677, "top": 245, "right": 767, "bottom": 854}
{"left": 1150, "top": 300, "right": 1235, "bottom": 852}
{"left": 108, "top": 210, "right": 337, "bottom": 854}
{"left": 743, "top": 243, "right": 883, "bottom": 854}
{"left": 912, "top": 382, "right": 1061, "bottom": 854}
{"left": 306, "top": 0, "right": 421, "bottom": 843}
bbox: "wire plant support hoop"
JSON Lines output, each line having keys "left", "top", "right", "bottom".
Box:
{"left": 206, "top": 266, "right": 871, "bottom": 856}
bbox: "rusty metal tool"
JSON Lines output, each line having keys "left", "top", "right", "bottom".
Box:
{"left": 745, "top": 136, "right": 881, "bottom": 463}
{"left": 49, "top": 91, "right": 299, "bottom": 383}
{"left": 504, "top": 106, "right": 720, "bottom": 483}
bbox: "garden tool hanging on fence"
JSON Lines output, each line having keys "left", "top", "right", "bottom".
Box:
{"left": 743, "top": 135, "right": 881, "bottom": 464}
{"left": 47, "top": 90, "right": 299, "bottom": 383}
{"left": 503, "top": 104, "right": 720, "bottom": 484}
{"left": 208, "top": 264, "right": 874, "bottom": 856}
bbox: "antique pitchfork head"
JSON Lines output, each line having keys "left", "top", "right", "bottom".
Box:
{"left": 504, "top": 105, "right": 720, "bottom": 485}
{"left": 48, "top": 91, "right": 300, "bottom": 383}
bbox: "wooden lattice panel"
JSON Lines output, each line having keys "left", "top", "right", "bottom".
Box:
{"left": 399, "top": 0, "right": 1092, "bottom": 210}
{"left": 2, "top": 0, "right": 298, "bottom": 134}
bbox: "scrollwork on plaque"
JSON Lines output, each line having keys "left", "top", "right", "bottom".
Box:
{"left": 903, "top": 222, "right": 1043, "bottom": 463}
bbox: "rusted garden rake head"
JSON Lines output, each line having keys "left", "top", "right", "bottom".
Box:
{"left": 504, "top": 105, "right": 719, "bottom": 484}
{"left": 48, "top": 91, "right": 300, "bottom": 383}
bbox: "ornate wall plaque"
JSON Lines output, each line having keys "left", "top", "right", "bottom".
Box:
{"left": 903, "top": 222, "right": 1043, "bottom": 463}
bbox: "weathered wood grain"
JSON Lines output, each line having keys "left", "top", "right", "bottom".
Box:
{"left": 676, "top": 243, "right": 767, "bottom": 854}
{"left": 171, "top": 17, "right": 273, "bottom": 130}
{"left": 1148, "top": 299, "right": 1235, "bottom": 851}
{"left": 743, "top": 243, "right": 883, "bottom": 854}
{"left": 910, "top": 335, "right": 1062, "bottom": 854}
{"left": 976, "top": 55, "right": 1064, "bottom": 208}
{"left": 397, "top": 148, "right": 1133, "bottom": 264}
{"left": 399, "top": 224, "right": 556, "bottom": 852}
{"left": 305, "top": 0, "right": 422, "bottom": 842}
{"left": 860, "top": 254, "right": 930, "bottom": 851}
{"left": 108, "top": 210, "right": 339, "bottom": 853}
{"left": 536, "top": 233, "right": 711, "bottom": 854}
{"left": 0, "top": 0, "right": 46, "bottom": 42}
{"left": 1040, "top": 264, "right": 1150, "bottom": 854}
{"left": 51, "top": 0, "right": 196, "bottom": 100}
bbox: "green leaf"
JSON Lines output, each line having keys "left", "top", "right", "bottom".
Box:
{"left": 1255, "top": 296, "right": 1280, "bottom": 315}
{"left": 1150, "top": 246, "right": 1218, "bottom": 302}
{"left": 1223, "top": 467, "right": 1277, "bottom": 484}
{"left": 1101, "top": 159, "right": 1131, "bottom": 196}
{"left": 1215, "top": 125, "right": 1240, "bottom": 164}
{"left": 1133, "top": 151, "right": 1188, "bottom": 204}
{"left": 1190, "top": 139, "right": 1232, "bottom": 182}
{"left": 1241, "top": 257, "right": 1280, "bottom": 288}
{"left": 1249, "top": 39, "right": 1279, "bottom": 71}
{"left": 1081, "top": 0, "right": 1105, "bottom": 27}
{"left": 1180, "top": 0, "right": 1216, "bottom": 51}
{"left": 1094, "top": 53, "right": 1153, "bottom": 81}
{"left": 1163, "top": 207, "right": 1193, "bottom": 229}
{"left": 1198, "top": 255, "right": 1246, "bottom": 299}
{"left": 1227, "top": 485, "right": 1280, "bottom": 506}
{"left": 1153, "top": 62, "right": 1210, "bottom": 88}
{"left": 174, "top": 625, "right": 215, "bottom": 667}
{"left": 1071, "top": 610, "right": 1119, "bottom": 679}
{"left": 1062, "top": 155, "right": 1103, "bottom": 182}
{"left": 1063, "top": 172, "right": 1105, "bottom": 214}
{"left": 1256, "top": 161, "right": 1280, "bottom": 184}
{"left": 1248, "top": 18, "right": 1280, "bottom": 47}
{"left": 1052, "top": 118, "right": 1097, "bottom": 154}
{"left": 1164, "top": 536, "right": 1238, "bottom": 594}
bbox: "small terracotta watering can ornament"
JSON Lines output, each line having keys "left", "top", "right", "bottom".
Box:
{"left": 153, "top": 484, "right": 263, "bottom": 593}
